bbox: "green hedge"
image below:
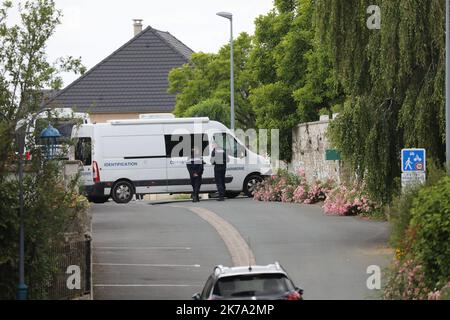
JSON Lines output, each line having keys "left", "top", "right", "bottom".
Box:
{"left": 409, "top": 176, "right": 450, "bottom": 288}
{"left": 0, "top": 161, "right": 88, "bottom": 299}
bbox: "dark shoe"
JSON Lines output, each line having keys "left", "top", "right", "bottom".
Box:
{"left": 217, "top": 198, "right": 225, "bottom": 201}
{"left": 193, "top": 198, "right": 198, "bottom": 203}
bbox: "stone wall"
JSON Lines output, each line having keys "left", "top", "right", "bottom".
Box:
{"left": 292, "top": 115, "right": 341, "bottom": 183}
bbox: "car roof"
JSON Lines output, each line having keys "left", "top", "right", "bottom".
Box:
{"left": 213, "top": 263, "right": 288, "bottom": 279}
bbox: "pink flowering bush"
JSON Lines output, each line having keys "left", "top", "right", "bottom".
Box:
{"left": 323, "top": 182, "right": 374, "bottom": 216}
{"left": 280, "top": 185, "right": 295, "bottom": 203}
{"left": 428, "top": 282, "right": 450, "bottom": 300}
{"left": 253, "top": 169, "right": 377, "bottom": 217}
{"left": 292, "top": 185, "right": 307, "bottom": 203}
{"left": 253, "top": 168, "right": 323, "bottom": 204}
{"left": 384, "top": 259, "right": 450, "bottom": 300}
{"left": 384, "top": 259, "right": 431, "bottom": 300}
{"left": 253, "top": 173, "right": 286, "bottom": 202}
{"left": 306, "top": 179, "right": 335, "bottom": 203}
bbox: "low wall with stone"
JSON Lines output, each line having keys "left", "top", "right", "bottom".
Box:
{"left": 291, "top": 115, "right": 341, "bottom": 183}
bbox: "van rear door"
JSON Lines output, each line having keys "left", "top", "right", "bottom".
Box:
{"left": 75, "top": 137, "right": 93, "bottom": 187}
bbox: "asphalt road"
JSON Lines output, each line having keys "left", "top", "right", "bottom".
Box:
{"left": 92, "top": 197, "right": 391, "bottom": 300}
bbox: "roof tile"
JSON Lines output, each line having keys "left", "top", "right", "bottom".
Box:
{"left": 46, "top": 26, "right": 193, "bottom": 114}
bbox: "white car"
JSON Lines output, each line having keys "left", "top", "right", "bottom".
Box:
{"left": 193, "top": 262, "right": 303, "bottom": 300}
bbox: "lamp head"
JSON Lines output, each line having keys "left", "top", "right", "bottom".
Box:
{"left": 216, "top": 11, "right": 232, "bottom": 20}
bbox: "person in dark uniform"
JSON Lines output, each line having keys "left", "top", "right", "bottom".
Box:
{"left": 211, "top": 138, "right": 229, "bottom": 201}
{"left": 186, "top": 146, "right": 204, "bottom": 202}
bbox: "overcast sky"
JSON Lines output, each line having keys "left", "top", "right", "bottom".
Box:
{"left": 28, "top": 0, "right": 273, "bottom": 86}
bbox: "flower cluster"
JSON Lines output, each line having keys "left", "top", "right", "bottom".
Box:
{"left": 323, "top": 183, "right": 374, "bottom": 216}
{"left": 253, "top": 169, "right": 377, "bottom": 216}
{"left": 428, "top": 282, "right": 450, "bottom": 300}
{"left": 253, "top": 169, "right": 337, "bottom": 205}
{"left": 384, "top": 259, "right": 431, "bottom": 300}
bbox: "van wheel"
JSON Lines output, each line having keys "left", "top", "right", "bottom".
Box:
{"left": 112, "top": 181, "right": 134, "bottom": 204}
{"left": 88, "top": 196, "right": 109, "bottom": 203}
{"left": 243, "top": 174, "right": 263, "bottom": 197}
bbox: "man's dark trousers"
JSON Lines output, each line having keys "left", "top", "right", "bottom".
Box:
{"left": 214, "top": 165, "right": 226, "bottom": 199}
{"left": 191, "top": 175, "right": 202, "bottom": 200}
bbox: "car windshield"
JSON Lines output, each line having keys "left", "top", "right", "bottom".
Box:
{"left": 212, "top": 273, "right": 293, "bottom": 298}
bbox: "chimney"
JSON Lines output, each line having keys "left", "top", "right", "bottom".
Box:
{"left": 133, "top": 19, "right": 143, "bottom": 36}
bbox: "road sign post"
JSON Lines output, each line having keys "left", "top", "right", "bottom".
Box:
{"left": 401, "top": 148, "right": 426, "bottom": 191}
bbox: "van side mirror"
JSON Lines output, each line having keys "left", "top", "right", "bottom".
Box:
{"left": 192, "top": 293, "right": 201, "bottom": 300}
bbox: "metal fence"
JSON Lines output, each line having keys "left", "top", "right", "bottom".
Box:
{"left": 30, "top": 239, "right": 91, "bottom": 300}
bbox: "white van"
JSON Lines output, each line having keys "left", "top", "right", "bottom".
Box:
{"left": 71, "top": 117, "right": 272, "bottom": 203}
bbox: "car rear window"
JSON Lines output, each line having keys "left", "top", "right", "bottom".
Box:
{"left": 212, "top": 273, "right": 293, "bottom": 298}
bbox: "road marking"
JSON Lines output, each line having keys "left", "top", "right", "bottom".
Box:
{"left": 95, "top": 246, "right": 191, "bottom": 250}
{"left": 93, "top": 263, "right": 200, "bottom": 268}
{"left": 171, "top": 205, "right": 256, "bottom": 267}
{"left": 94, "top": 284, "right": 202, "bottom": 287}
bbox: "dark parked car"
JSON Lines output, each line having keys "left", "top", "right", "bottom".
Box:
{"left": 193, "top": 262, "right": 303, "bottom": 300}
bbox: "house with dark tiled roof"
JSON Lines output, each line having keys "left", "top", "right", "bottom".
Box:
{"left": 46, "top": 20, "right": 193, "bottom": 123}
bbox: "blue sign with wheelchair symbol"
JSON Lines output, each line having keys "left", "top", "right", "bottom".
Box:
{"left": 401, "top": 149, "right": 426, "bottom": 173}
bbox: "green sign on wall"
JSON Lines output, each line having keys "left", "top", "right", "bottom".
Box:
{"left": 325, "top": 149, "right": 341, "bottom": 161}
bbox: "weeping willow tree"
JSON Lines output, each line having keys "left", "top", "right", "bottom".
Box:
{"left": 317, "top": 0, "right": 446, "bottom": 203}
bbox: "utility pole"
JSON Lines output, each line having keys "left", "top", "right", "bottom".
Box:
{"left": 446, "top": 0, "right": 450, "bottom": 174}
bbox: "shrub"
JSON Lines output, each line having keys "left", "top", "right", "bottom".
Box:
{"left": 428, "top": 282, "right": 450, "bottom": 300}
{"left": 384, "top": 259, "right": 431, "bottom": 300}
{"left": 0, "top": 161, "right": 88, "bottom": 299}
{"left": 323, "top": 182, "right": 375, "bottom": 216}
{"left": 388, "top": 187, "right": 421, "bottom": 251}
{"left": 306, "top": 179, "right": 335, "bottom": 204}
{"left": 409, "top": 176, "right": 450, "bottom": 288}
{"left": 253, "top": 169, "right": 305, "bottom": 202}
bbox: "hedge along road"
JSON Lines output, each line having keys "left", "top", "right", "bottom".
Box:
{"left": 91, "top": 197, "right": 391, "bottom": 300}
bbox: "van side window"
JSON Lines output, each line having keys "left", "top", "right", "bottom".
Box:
{"left": 212, "top": 133, "right": 246, "bottom": 158}
{"left": 75, "top": 138, "right": 92, "bottom": 165}
{"left": 165, "top": 134, "right": 209, "bottom": 158}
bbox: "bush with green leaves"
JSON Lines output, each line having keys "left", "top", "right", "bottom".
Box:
{"left": 0, "top": 160, "right": 89, "bottom": 299}
{"left": 409, "top": 176, "right": 450, "bottom": 288}
{"left": 384, "top": 175, "right": 450, "bottom": 299}
{"left": 388, "top": 187, "right": 420, "bottom": 252}
{"left": 0, "top": 0, "right": 88, "bottom": 299}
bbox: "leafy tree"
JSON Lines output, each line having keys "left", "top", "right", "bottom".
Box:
{"left": 294, "top": 41, "right": 344, "bottom": 121}
{"left": 250, "top": 82, "right": 298, "bottom": 160}
{"left": 0, "top": 0, "right": 86, "bottom": 299}
{"left": 169, "top": 0, "right": 341, "bottom": 162}
{"left": 168, "top": 33, "right": 256, "bottom": 129}
{"left": 0, "top": 0, "right": 85, "bottom": 174}
{"left": 319, "top": 0, "right": 446, "bottom": 203}
{"left": 184, "top": 98, "right": 230, "bottom": 127}
{"left": 249, "top": 0, "right": 326, "bottom": 160}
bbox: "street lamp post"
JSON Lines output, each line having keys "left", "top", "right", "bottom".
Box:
{"left": 15, "top": 108, "right": 52, "bottom": 300}
{"left": 16, "top": 126, "right": 27, "bottom": 300}
{"left": 446, "top": 0, "right": 450, "bottom": 174}
{"left": 217, "top": 11, "right": 235, "bottom": 131}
